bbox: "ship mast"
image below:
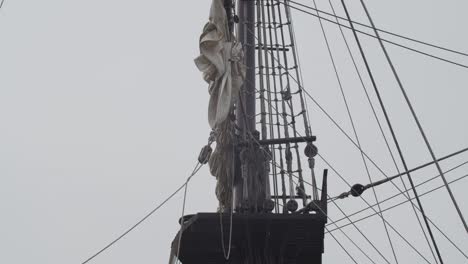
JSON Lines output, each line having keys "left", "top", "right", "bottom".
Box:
{"left": 171, "top": 1, "right": 327, "bottom": 263}
{"left": 234, "top": 0, "right": 260, "bottom": 211}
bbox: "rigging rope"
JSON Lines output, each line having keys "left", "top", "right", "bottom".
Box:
{"left": 332, "top": 148, "right": 468, "bottom": 199}
{"left": 175, "top": 169, "right": 192, "bottom": 264}
{"left": 253, "top": 97, "right": 437, "bottom": 263}
{"left": 81, "top": 161, "right": 204, "bottom": 264}
{"left": 286, "top": 0, "right": 468, "bottom": 58}
{"left": 248, "top": 24, "right": 444, "bottom": 225}
{"left": 238, "top": 91, "right": 384, "bottom": 264}
{"left": 244, "top": 26, "right": 463, "bottom": 261}
{"left": 243, "top": 5, "right": 463, "bottom": 262}
{"left": 289, "top": 177, "right": 378, "bottom": 264}
{"left": 358, "top": 0, "right": 468, "bottom": 234}
{"left": 241, "top": 113, "right": 399, "bottom": 264}
{"left": 282, "top": 0, "right": 313, "bottom": 204}
{"left": 277, "top": 0, "right": 468, "bottom": 69}
{"left": 328, "top": 173, "right": 468, "bottom": 237}
{"left": 218, "top": 167, "right": 234, "bottom": 260}
{"left": 265, "top": 0, "right": 286, "bottom": 213}
{"left": 319, "top": 153, "right": 433, "bottom": 263}
{"left": 331, "top": 160, "right": 468, "bottom": 225}
{"left": 339, "top": 1, "right": 446, "bottom": 262}
{"left": 324, "top": 0, "right": 439, "bottom": 260}
{"left": 308, "top": 0, "right": 396, "bottom": 261}
{"left": 251, "top": 118, "right": 433, "bottom": 263}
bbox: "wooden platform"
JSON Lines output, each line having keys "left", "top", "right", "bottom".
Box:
{"left": 170, "top": 212, "right": 326, "bottom": 264}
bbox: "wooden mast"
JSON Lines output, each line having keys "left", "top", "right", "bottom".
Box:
{"left": 234, "top": 0, "right": 264, "bottom": 212}
{"left": 171, "top": 1, "right": 327, "bottom": 263}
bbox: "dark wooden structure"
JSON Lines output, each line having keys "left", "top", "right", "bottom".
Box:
{"left": 171, "top": 211, "right": 326, "bottom": 264}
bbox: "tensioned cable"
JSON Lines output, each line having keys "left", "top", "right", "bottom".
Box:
{"left": 286, "top": 0, "right": 315, "bottom": 137}
{"left": 260, "top": 0, "right": 294, "bottom": 206}
{"left": 308, "top": 0, "right": 397, "bottom": 261}
{"left": 359, "top": 0, "right": 468, "bottom": 234}
{"left": 81, "top": 162, "right": 204, "bottom": 264}
{"left": 287, "top": 0, "right": 468, "bottom": 58}
{"left": 260, "top": 99, "right": 436, "bottom": 263}
{"left": 327, "top": 229, "right": 359, "bottom": 263}
{"left": 264, "top": 0, "right": 287, "bottom": 212}
{"left": 241, "top": 84, "right": 382, "bottom": 263}
{"left": 289, "top": 177, "right": 378, "bottom": 264}
{"left": 175, "top": 170, "right": 191, "bottom": 264}
{"left": 324, "top": 0, "right": 438, "bottom": 261}
{"left": 245, "top": 26, "right": 393, "bottom": 195}
{"left": 318, "top": 153, "right": 432, "bottom": 263}
{"left": 334, "top": 149, "right": 468, "bottom": 199}
{"left": 282, "top": 0, "right": 317, "bottom": 201}
{"left": 310, "top": 0, "right": 398, "bottom": 261}
{"left": 331, "top": 160, "right": 468, "bottom": 217}
{"left": 256, "top": 0, "right": 282, "bottom": 206}
{"left": 325, "top": 161, "right": 468, "bottom": 259}
{"left": 328, "top": 173, "right": 468, "bottom": 236}
{"left": 245, "top": 24, "right": 441, "bottom": 264}
{"left": 253, "top": 72, "right": 468, "bottom": 260}
{"left": 219, "top": 146, "right": 235, "bottom": 260}
{"left": 276, "top": 0, "right": 468, "bottom": 69}
{"left": 239, "top": 89, "right": 365, "bottom": 264}
{"left": 258, "top": 140, "right": 381, "bottom": 263}
{"left": 331, "top": 160, "right": 468, "bottom": 226}
{"left": 247, "top": 80, "right": 421, "bottom": 263}
{"left": 270, "top": 0, "right": 310, "bottom": 202}
{"left": 339, "top": 0, "right": 445, "bottom": 261}
{"left": 246, "top": 24, "right": 468, "bottom": 239}
{"left": 324, "top": 154, "right": 468, "bottom": 258}
{"left": 257, "top": 122, "right": 432, "bottom": 263}
{"left": 246, "top": 12, "right": 454, "bottom": 207}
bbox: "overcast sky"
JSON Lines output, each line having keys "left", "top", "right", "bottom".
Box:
{"left": 0, "top": 0, "right": 467, "bottom": 263}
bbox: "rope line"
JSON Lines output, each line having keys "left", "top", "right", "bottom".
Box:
{"left": 175, "top": 163, "right": 203, "bottom": 263}
{"left": 288, "top": 178, "right": 378, "bottom": 263}
{"left": 219, "top": 134, "right": 236, "bottom": 260}
{"left": 339, "top": 1, "right": 446, "bottom": 261}
{"left": 282, "top": 0, "right": 316, "bottom": 202}
{"left": 328, "top": 173, "right": 468, "bottom": 236}
{"left": 243, "top": 3, "right": 462, "bottom": 262}
{"left": 255, "top": 98, "right": 439, "bottom": 263}
{"left": 277, "top": 0, "right": 468, "bottom": 69}
{"left": 307, "top": 0, "right": 395, "bottom": 262}
{"left": 324, "top": 0, "right": 438, "bottom": 261}
{"left": 319, "top": 153, "right": 433, "bottom": 263}
{"left": 359, "top": 0, "right": 468, "bottom": 234}
{"left": 286, "top": 0, "right": 468, "bottom": 57}
{"left": 246, "top": 24, "right": 468, "bottom": 251}
{"left": 245, "top": 92, "right": 407, "bottom": 263}
{"left": 81, "top": 162, "right": 203, "bottom": 264}
{"left": 331, "top": 160, "right": 468, "bottom": 227}
{"left": 240, "top": 88, "right": 383, "bottom": 263}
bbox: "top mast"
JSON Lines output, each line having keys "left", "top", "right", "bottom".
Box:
{"left": 236, "top": 0, "right": 256, "bottom": 134}
{"left": 234, "top": 0, "right": 269, "bottom": 211}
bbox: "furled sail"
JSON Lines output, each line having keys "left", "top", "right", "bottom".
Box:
{"left": 194, "top": 0, "right": 245, "bottom": 211}
{"left": 194, "top": 0, "right": 245, "bottom": 129}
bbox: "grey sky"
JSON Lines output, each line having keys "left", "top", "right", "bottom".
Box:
{"left": 0, "top": 0, "right": 467, "bottom": 263}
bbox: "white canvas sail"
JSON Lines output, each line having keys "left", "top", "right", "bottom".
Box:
{"left": 194, "top": 0, "right": 245, "bottom": 129}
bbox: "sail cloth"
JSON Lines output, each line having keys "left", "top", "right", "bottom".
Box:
{"left": 194, "top": 0, "right": 245, "bottom": 128}
{"left": 194, "top": 0, "right": 245, "bottom": 211}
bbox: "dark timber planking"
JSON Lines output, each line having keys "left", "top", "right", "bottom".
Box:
{"left": 171, "top": 213, "right": 326, "bottom": 264}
